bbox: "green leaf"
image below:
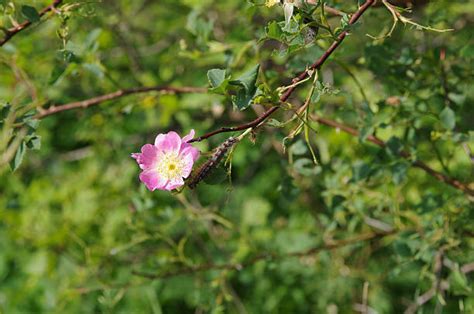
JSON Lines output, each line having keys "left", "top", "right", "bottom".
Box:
{"left": 207, "top": 69, "right": 228, "bottom": 93}
{"left": 439, "top": 106, "right": 456, "bottom": 130}
{"left": 266, "top": 21, "right": 283, "bottom": 40}
{"left": 230, "top": 64, "right": 260, "bottom": 110}
{"left": 21, "top": 5, "right": 40, "bottom": 23}
{"left": 232, "top": 88, "right": 260, "bottom": 111}
{"left": 449, "top": 270, "right": 471, "bottom": 296}
{"left": 352, "top": 161, "right": 371, "bottom": 182}
{"left": 290, "top": 140, "right": 307, "bottom": 156}
{"left": 10, "top": 141, "right": 27, "bottom": 172}
{"left": 230, "top": 64, "right": 260, "bottom": 92}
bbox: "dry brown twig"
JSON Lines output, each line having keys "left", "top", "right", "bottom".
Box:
{"left": 34, "top": 86, "right": 207, "bottom": 119}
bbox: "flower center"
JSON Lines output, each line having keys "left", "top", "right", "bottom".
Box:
{"left": 156, "top": 152, "right": 186, "bottom": 181}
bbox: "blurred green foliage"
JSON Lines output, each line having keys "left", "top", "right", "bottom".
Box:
{"left": 0, "top": 0, "right": 473, "bottom": 313}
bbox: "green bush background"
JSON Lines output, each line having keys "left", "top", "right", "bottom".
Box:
{"left": 0, "top": 0, "right": 473, "bottom": 313}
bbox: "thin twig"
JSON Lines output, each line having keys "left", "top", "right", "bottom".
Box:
{"left": 323, "top": 4, "right": 346, "bottom": 17}
{"left": 0, "top": 0, "right": 63, "bottom": 47}
{"left": 34, "top": 86, "right": 207, "bottom": 119}
{"left": 188, "top": 0, "right": 376, "bottom": 143}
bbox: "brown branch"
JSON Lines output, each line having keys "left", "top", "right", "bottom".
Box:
{"left": 189, "top": 0, "right": 376, "bottom": 143}
{"left": 323, "top": 5, "right": 346, "bottom": 17}
{"left": 185, "top": 0, "right": 472, "bottom": 195}
{"left": 0, "top": 0, "right": 63, "bottom": 47}
{"left": 34, "top": 86, "right": 207, "bottom": 119}
{"left": 132, "top": 229, "right": 398, "bottom": 280}
{"left": 311, "top": 115, "right": 474, "bottom": 196}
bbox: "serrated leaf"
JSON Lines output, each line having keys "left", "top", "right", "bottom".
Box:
{"left": 21, "top": 5, "right": 40, "bottom": 23}
{"left": 439, "top": 106, "right": 456, "bottom": 130}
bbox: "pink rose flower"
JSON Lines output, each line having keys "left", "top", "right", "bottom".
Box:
{"left": 132, "top": 130, "right": 200, "bottom": 191}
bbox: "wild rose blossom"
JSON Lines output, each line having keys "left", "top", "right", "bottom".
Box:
{"left": 132, "top": 130, "right": 200, "bottom": 191}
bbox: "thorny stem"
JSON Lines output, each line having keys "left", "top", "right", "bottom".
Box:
{"left": 189, "top": 0, "right": 376, "bottom": 143}
{"left": 33, "top": 86, "right": 207, "bottom": 120}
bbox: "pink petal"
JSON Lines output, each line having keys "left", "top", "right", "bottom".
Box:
{"left": 155, "top": 131, "right": 181, "bottom": 155}
{"left": 139, "top": 169, "right": 167, "bottom": 191}
{"left": 131, "top": 153, "right": 140, "bottom": 160}
{"left": 182, "top": 129, "right": 195, "bottom": 143}
{"left": 165, "top": 177, "right": 185, "bottom": 191}
{"left": 180, "top": 144, "right": 200, "bottom": 162}
{"left": 154, "top": 133, "right": 165, "bottom": 147}
{"left": 132, "top": 144, "right": 158, "bottom": 170}
{"left": 180, "top": 153, "right": 194, "bottom": 178}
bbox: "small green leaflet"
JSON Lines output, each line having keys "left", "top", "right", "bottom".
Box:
{"left": 207, "top": 69, "right": 228, "bottom": 94}
{"left": 21, "top": 5, "right": 41, "bottom": 23}
{"left": 230, "top": 64, "right": 260, "bottom": 110}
